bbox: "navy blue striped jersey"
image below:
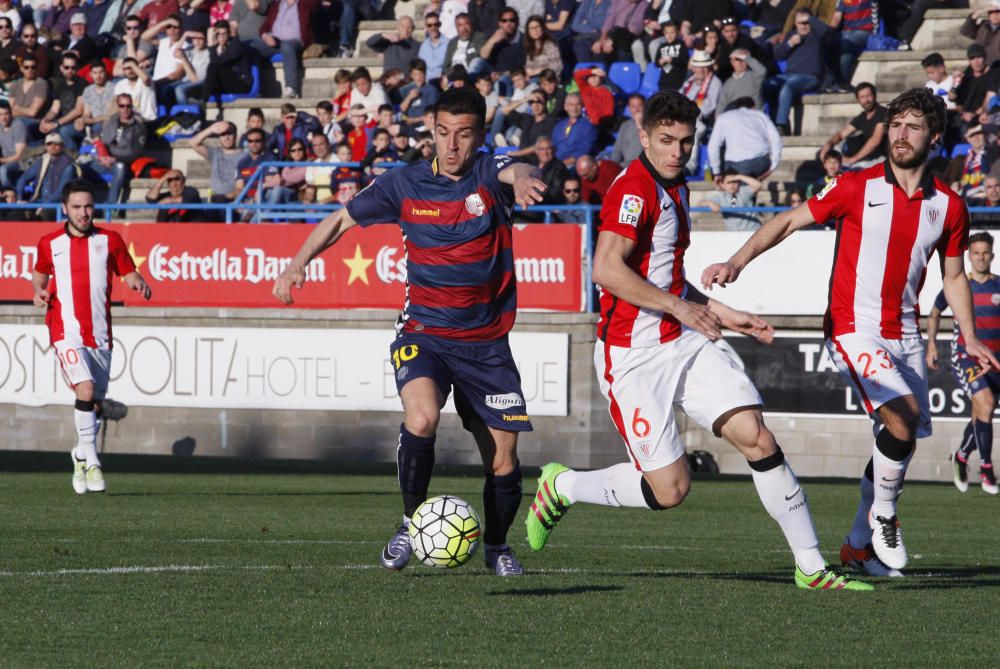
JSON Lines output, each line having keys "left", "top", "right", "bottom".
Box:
{"left": 934, "top": 274, "right": 1000, "bottom": 353}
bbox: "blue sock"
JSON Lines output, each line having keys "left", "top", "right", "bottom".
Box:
{"left": 397, "top": 424, "right": 435, "bottom": 518}
{"left": 483, "top": 464, "right": 522, "bottom": 546}
{"left": 974, "top": 419, "right": 993, "bottom": 466}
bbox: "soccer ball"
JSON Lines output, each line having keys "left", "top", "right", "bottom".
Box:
{"left": 408, "top": 495, "right": 482, "bottom": 568}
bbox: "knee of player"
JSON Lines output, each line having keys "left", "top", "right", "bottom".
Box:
{"left": 643, "top": 476, "right": 689, "bottom": 510}
{"left": 404, "top": 411, "right": 440, "bottom": 438}
{"left": 74, "top": 384, "right": 95, "bottom": 403}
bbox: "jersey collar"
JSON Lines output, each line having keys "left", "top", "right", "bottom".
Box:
{"left": 882, "top": 160, "right": 936, "bottom": 198}
{"left": 639, "top": 151, "right": 686, "bottom": 192}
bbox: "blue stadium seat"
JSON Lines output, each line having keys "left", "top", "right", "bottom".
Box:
{"left": 209, "top": 64, "right": 261, "bottom": 104}
{"left": 638, "top": 65, "right": 660, "bottom": 98}
{"left": 270, "top": 53, "right": 283, "bottom": 64}
{"left": 951, "top": 143, "right": 972, "bottom": 158}
{"left": 157, "top": 104, "right": 167, "bottom": 118}
{"left": 608, "top": 62, "right": 641, "bottom": 94}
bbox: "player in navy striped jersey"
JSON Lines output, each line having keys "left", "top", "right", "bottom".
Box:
{"left": 273, "top": 87, "right": 547, "bottom": 576}
{"left": 926, "top": 231, "right": 1000, "bottom": 494}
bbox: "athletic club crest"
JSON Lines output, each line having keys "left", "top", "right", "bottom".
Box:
{"left": 927, "top": 208, "right": 939, "bottom": 225}
{"left": 465, "top": 193, "right": 486, "bottom": 216}
{"left": 637, "top": 441, "right": 653, "bottom": 458}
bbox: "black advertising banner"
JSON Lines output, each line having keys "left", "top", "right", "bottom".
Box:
{"left": 726, "top": 333, "right": 971, "bottom": 419}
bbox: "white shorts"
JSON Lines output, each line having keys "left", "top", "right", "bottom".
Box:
{"left": 595, "top": 329, "right": 764, "bottom": 472}
{"left": 54, "top": 341, "right": 112, "bottom": 400}
{"left": 826, "top": 333, "right": 931, "bottom": 438}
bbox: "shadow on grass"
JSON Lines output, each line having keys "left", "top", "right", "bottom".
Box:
{"left": 487, "top": 585, "right": 625, "bottom": 596}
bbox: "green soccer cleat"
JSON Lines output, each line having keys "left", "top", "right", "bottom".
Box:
{"left": 85, "top": 465, "right": 106, "bottom": 493}
{"left": 795, "top": 565, "right": 874, "bottom": 591}
{"left": 525, "top": 462, "right": 572, "bottom": 551}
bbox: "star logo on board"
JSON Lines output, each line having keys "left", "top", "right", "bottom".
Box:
{"left": 126, "top": 242, "right": 146, "bottom": 280}
{"left": 342, "top": 244, "right": 373, "bottom": 285}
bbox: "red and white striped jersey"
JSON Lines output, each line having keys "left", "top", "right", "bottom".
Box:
{"left": 34, "top": 226, "right": 136, "bottom": 349}
{"left": 808, "top": 162, "right": 969, "bottom": 340}
{"left": 596, "top": 154, "right": 691, "bottom": 347}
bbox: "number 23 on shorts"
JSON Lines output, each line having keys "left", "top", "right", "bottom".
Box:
{"left": 857, "top": 349, "right": 893, "bottom": 379}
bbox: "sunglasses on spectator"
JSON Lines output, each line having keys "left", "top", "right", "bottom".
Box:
{"left": 795, "top": 20, "right": 809, "bottom": 25}
{"left": 426, "top": 21, "right": 440, "bottom": 27}
{"left": 126, "top": 24, "right": 140, "bottom": 30}
{"left": 500, "top": 17, "right": 516, "bottom": 23}
{"left": 247, "top": 138, "right": 263, "bottom": 143}
{"left": 22, "top": 32, "right": 36, "bottom": 37}
{"left": 166, "top": 24, "right": 180, "bottom": 29}
{"left": 167, "top": 176, "right": 183, "bottom": 181}
{"left": 0, "top": 25, "right": 11, "bottom": 30}
{"left": 529, "top": 98, "right": 544, "bottom": 104}
{"left": 22, "top": 64, "right": 36, "bottom": 69}
{"left": 118, "top": 103, "right": 133, "bottom": 108}
{"left": 563, "top": 188, "right": 580, "bottom": 193}
{"left": 222, "top": 130, "right": 237, "bottom": 136}
{"left": 290, "top": 146, "right": 305, "bottom": 151}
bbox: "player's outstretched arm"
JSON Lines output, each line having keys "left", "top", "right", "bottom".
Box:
{"left": 123, "top": 271, "right": 152, "bottom": 300}
{"left": 498, "top": 162, "right": 546, "bottom": 209}
{"left": 273, "top": 207, "right": 359, "bottom": 305}
{"left": 925, "top": 304, "right": 944, "bottom": 370}
{"left": 942, "top": 254, "right": 1000, "bottom": 372}
{"left": 685, "top": 280, "right": 775, "bottom": 344}
{"left": 700, "top": 202, "right": 817, "bottom": 290}
{"left": 594, "top": 231, "right": 722, "bottom": 340}
{"left": 31, "top": 270, "right": 50, "bottom": 308}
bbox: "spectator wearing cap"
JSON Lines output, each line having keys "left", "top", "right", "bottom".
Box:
{"left": 680, "top": 49, "right": 720, "bottom": 170}
{"left": 56, "top": 12, "right": 98, "bottom": 64}
{"left": 146, "top": 169, "right": 206, "bottom": 221}
{"left": 16, "top": 132, "right": 79, "bottom": 204}
{"left": 254, "top": 0, "right": 318, "bottom": 99}
{"left": 90, "top": 93, "right": 146, "bottom": 205}
{"left": 611, "top": 94, "right": 644, "bottom": 165}
{"left": 708, "top": 97, "right": 781, "bottom": 182}
{"left": 715, "top": 48, "right": 766, "bottom": 118}
{"left": 444, "top": 13, "right": 488, "bottom": 77}
{"left": 951, "top": 43, "right": 999, "bottom": 129}
{"left": 819, "top": 81, "right": 886, "bottom": 168}
{"left": 764, "top": 8, "right": 828, "bottom": 135}
{"left": 946, "top": 123, "right": 986, "bottom": 203}
{"left": 40, "top": 53, "right": 86, "bottom": 151}
{"left": 367, "top": 16, "right": 421, "bottom": 76}
{"left": 570, "top": 0, "right": 612, "bottom": 64}
{"left": 828, "top": 0, "right": 874, "bottom": 91}
{"left": 418, "top": 12, "right": 450, "bottom": 81}
{"left": 962, "top": 1, "right": 1000, "bottom": 69}
{"left": 592, "top": 0, "right": 648, "bottom": 62}
{"left": 552, "top": 93, "right": 597, "bottom": 166}
{"left": 648, "top": 20, "right": 688, "bottom": 91}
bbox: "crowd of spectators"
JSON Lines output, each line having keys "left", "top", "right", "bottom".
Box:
{"left": 0, "top": 0, "right": 997, "bottom": 226}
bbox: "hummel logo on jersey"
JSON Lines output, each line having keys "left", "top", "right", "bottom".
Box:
{"left": 867, "top": 201, "right": 887, "bottom": 208}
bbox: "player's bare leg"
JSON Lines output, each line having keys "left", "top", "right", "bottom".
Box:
{"left": 380, "top": 378, "right": 444, "bottom": 571}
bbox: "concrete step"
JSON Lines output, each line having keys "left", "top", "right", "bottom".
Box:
{"left": 851, "top": 48, "right": 966, "bottom": 89}
{"left": 911, "top": 8, "right": 974, "bottom": 50}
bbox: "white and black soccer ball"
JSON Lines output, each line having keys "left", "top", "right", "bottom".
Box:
{"left": 408, "top": 495, "right": 482, "bottom": 568}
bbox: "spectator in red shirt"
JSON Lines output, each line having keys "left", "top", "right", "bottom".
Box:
{"left": 331, "top": 68, "right": 352, "bottom": 123}
{"left": 345, "top": 103, "right": 374, "bottom": 162}
{"left": 139, "top": 0, "right": 180, "bottom": 28}
{"left": 572, "top": 65, "right": 615, "bottom": 128}
{"left": 575, "top": 154, "right": 621, "bottom": 204}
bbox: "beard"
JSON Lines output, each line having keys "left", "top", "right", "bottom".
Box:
{"left": 889, "top": 139, "right": 930, "bottom": 170}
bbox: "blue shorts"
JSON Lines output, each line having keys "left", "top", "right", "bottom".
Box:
{"left": 389, "top": 333, "right": 533, "bottom": 432}
{"left": 952, "top": 346, "right": 1000, "bottom": 396}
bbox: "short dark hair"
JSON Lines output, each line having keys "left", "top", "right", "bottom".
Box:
{"left": 885, "top": 87, "right": 946, "bottom": 139}
{"left": 435, "top": 86, "right": 487, "bottom": 130}
{"left": 280, "top": 102, "right": 296, "bottom": 116}
{"left": 0, "top": 100, "right": 9, "bottom": 110}
{"left": 538, "top": 69, "right": 559, "bottom": 84}
{"left": 248, "top": 107, "right": 264, "bottom": 119}
{"left": 62, "top": 179, "right": 95, "bottom": 204}
{"left": 854, "top": 81, "right": 876, "bottom": 99}
{"left": 824, "top": 149, "right": 842, "bottom": 162}
{"left": 970, "top": 231, "right": 995, "bottom": 246}
{"left": 378, "top": 103, "right": 394, "bottom": 114}
{"left": 642, "top": 91, "right": 699, "bottom": 133}
{"left": 425, "top": 11, "right": 439, "bottom": 20}
{"left": 372, "top": 127, "right": 390, "bottom": 140}
{"left": 409, "top": 58, "right": 427, "bottom": 73}
{"left": 500, "top": 7, "right": 519, "bottom": 20}
{"left": 351, "top": 66, "right": 372, "bottom": 82}
{"left": 316, "top": 100, "right": 333, "bottom": 113}
{"left": 212, "top": 19, "right": 228, "bottom": 29}
{"left": 455, "top": 11, "right": 470, "bottom": 21}
{"left": 89, "top": 59, "right": 106, "bottom": 71}
{"left": 921, "top": 52, "right": 945, "bottom": 68}
{"left": 246, "top": 127, "right": 266, "bottom": 141}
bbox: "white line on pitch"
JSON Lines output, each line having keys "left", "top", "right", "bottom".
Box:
{"left": 0, "top": 564, "right": 309, "bottom": 578}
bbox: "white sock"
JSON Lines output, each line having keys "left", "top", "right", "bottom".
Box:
{"left": 74, "top": 409, "right": 99, "bottom": 468}
{"left": 560, "top": 463, "right": 648, "bottom": 508}
{"left": 847, "top": 473, "right": 875, "bottom": 548}
{"left": 871, "top": 446, "right": 910, "bottom": 520}
{"left": 751, "top": 460, "right": 826, "bottom": 574}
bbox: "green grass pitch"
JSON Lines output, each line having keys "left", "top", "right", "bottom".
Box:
{"left": 1, "top": 466, "right": 996, "bottom": 667}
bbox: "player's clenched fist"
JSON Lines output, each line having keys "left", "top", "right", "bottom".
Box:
{"left": 273, "top": 264, "right": 306, "bottom": 305}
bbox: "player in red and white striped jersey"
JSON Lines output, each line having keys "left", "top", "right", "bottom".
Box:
{"left": 525, "top": 91, "right": 872, "bottom": 591}
{"left": 31, "top": 180, "right": 152, "bottom": 494}
{"left": 703, "top": 88, "right": 1000, "bottom": 576}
